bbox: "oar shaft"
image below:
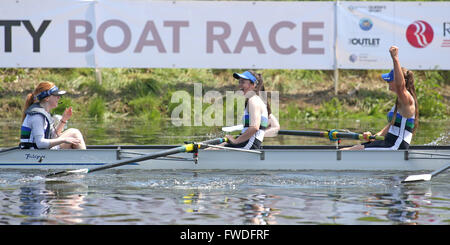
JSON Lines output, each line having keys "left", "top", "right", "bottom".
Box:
{"left": 431, "top": 164, "right": 450, "bottom": 177}
{"left": 278, "top": 130, "right": 327, "bottom": 137}
{"left": 88, "top": 146, "right": 187, "bottom": 173}
{"left": 0, "top": 146, "right": 20, "bottom": 154}
{"left": 200, "top": 138, "right": 229, "bottom": 146}
{"left": 89, "top": 137, "right": 227, "bottom": 173}
{"left": 278, "top": 130, "right": 384, "bottom": 141}
{"left": 46, "top": 137, "right": 228, "bottom": 178}
{"left": 201, "top": 144, "right": 262, "bottom": 154}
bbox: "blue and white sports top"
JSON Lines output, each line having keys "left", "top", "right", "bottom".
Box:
{"left": 365, "top": 105, "right": 415, "bottom": 150}
{"left": 20, "top": 103, "right": 57, "bottom": 149}
{"left": 386, "top": 105, "right": 415, "bottom": 145}
{"left": 240, "top": 98, "right": 269, "bottom": 149}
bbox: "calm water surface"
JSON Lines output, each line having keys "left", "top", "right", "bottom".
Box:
{"left": 0, "top": 119, "right": 449, "bottom": 225}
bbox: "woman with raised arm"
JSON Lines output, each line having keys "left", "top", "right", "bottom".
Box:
{"left": 342, "top": 46, "right": 419, "bottom": 150}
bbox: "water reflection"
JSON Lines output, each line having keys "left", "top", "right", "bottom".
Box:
{"left": 183, "top": 191, "right": 204, "bottom": 213}
{"left": 19, "top": 186, "right": 51, "bottom": 223}
{"left": 364, "top": 183, "right": 433, "bottom": 225}
{"left": 242, "top": 193, "right": 279, "bottom": 225}
{"left": 18, "top": 181, "right": 87, "bottom": 225}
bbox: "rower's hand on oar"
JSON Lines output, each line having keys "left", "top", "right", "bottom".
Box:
{"left": 225, "top": 135, "right": 237, "bottom": 144}
{"left": 363, "top": 132, "right": 374, "bottom": 142}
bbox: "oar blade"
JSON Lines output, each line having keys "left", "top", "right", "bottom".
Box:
{"left": 222, "top": 125, "right": 243, "bottom": 132}
{"left": 46, "top": 168, "right": 89, "bottom": 178}
{"left": 402, "top": 163, "right": 450, "bottom": 183}
{"left": 402, "top": 174, "right": 432, "bottom": 183}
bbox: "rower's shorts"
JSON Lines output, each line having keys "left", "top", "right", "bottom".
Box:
{"left": 362, "top": 133, "right": 410, "bottom": 150}
{"left": 225, "top": 138, "right": 262, "bottom": 150}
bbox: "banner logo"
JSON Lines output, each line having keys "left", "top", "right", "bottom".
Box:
{"left": 443, "top": 22, "right": 450, "bottom": 48}
{"left": 406, "top": 20, "right": 434, "bottom": 48}
{"left": 359, "top": 18, "right": 373, "bottom": 31}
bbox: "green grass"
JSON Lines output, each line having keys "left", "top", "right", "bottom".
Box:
{"left": 1, "top": 68, "right": 449, "bottom": 125}
{"left": 88, "top": 97, "right": 106, "bottom": 121}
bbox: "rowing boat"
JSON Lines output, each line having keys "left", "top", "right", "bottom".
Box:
{"left": 1, "top": 145, "right": 449, "bottom": 171}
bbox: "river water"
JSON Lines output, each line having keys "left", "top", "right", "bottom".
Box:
{"left": 0, "top": 169, "right": 449, "bottom": 226}
{"left": 0, "top": 119, "right": 449, "bottom": 226}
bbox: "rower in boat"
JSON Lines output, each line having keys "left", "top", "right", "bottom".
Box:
{"left": 342, "top": 46, "right": 419, "bottom": 151}
{"left": 20, "top": 81, "right": 86, "bottom": 150}
{"left": 224, "top": 70, "right": 270, "bottom": 149}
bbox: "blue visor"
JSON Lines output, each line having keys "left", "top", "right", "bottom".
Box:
{"left": 36, "top": 86, "right": 66, "bottom": 100}
{"left": 381, "top": 69, "right": 394, "bottom": 82}
{"left": 233, "top": 71, "right": 257, "bottom": 84}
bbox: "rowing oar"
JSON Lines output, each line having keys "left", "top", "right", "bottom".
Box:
{"left": 222, "top": 126, "right": 384, "bottom": 141}
{"left": 45, "top": 137, "right": 227, "bottom": 178}
{"left": 278, "top": 130, "right": 385, "bottom": 141}
{"left": 0, "top": 146, "right": 20, "bottom": 154}
{"left": 402, "top": 163, "right": 450, "bottom": 183}
{"left": 222, "top": 125, "right": 243, "bottom": 133}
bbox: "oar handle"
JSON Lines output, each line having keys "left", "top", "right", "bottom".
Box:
{"left": 333, "top": 131, "right": 384, "bottom": 141}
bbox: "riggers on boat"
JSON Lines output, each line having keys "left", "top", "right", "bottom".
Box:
{"left": 1, "top": 144, "right": 449, "bottom": 171}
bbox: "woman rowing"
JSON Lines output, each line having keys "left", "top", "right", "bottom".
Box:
{"left": 224, "top": 70, "right": 270, "bottom": 149}
{"left": 20, "top": 81, "right": 86, "bottom": 150}
{"left": 342, "top": 46, "right": 418, "bottom": 150}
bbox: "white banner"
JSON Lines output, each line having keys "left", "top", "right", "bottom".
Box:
{"left": 0, "top": 0, "right": 335, "bottom": 69}
{"left": 1, "top": 1, "right": 449, "bottom": 70}
{"left": 337, "top": 1, "right": 450, "bottom": 70}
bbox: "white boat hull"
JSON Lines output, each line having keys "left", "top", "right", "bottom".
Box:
{"left": 0, "top": 145, "right": 449, "bottom": 171}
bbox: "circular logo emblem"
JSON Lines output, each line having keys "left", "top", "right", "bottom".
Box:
{"left": 359, "top": 18, "right": 373, "bottom": 31}
{"left": 349, "top": 54, "right": 357, "bottom": 63}
{"left": 406, "top": 20, "right": 434, "bottom": 48}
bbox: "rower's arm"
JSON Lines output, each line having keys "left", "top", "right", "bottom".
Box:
{"left": 248, "top": 98, "right": 262, "bottom": 129}
{"left": 234, "top": 127, "right": 258, "bottom": 144}
{"left": 30, "top": 115, "right": 51, "bottom": 149}
{"left": 376, "top": 123, "right": 390, "bottom": 137}
{"left": 234, "top": 98, "right": 261, "bottom": 144}
{"left": 390, "top": 46, "right": 413, "bottom": 107}
{"left": 55, "top": 121, "right": 65, "bottom": 136}
{"left": 265, "top": 114, "right": 280, "bottom": 137}
{"left": 30, "top": 115, "right": 68, "bottom": 148}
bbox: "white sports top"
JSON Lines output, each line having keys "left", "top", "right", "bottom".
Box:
{"left": 21, "top": 114, "right": 58, "bottom": 149}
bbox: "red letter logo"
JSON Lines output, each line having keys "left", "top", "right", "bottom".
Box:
{"left": 406, "top": 20, "right": 434, "bottom": 48}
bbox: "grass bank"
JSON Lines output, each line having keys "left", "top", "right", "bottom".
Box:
{"left": 0, "top": 68, "right": 449, "bottom": 126}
